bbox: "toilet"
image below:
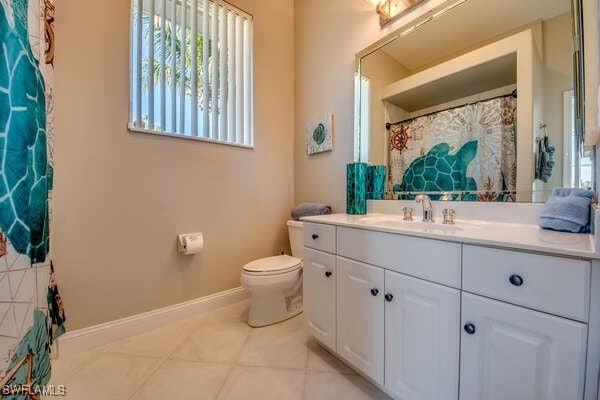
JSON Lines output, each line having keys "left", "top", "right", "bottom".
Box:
{"left": 241, "top": 220, "right": 303, "bottom": 327}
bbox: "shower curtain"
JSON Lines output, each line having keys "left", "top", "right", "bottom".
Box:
{"left": 388, "top": 94, "right": 517, "bottom": 201}
{"left": 0, "top": 0, "right": 65, "bottom": 396}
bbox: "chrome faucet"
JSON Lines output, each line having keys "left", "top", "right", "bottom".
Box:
{"left": 415, "top": 194, "right": 434, "bottom": 222}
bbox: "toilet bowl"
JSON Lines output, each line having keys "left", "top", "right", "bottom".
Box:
{"left": 241, "top": 220, "right": 303, "bottom": 327}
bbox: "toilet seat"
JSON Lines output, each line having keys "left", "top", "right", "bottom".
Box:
{"left": 243, "top": 255, "right": 302, "bottom": 276}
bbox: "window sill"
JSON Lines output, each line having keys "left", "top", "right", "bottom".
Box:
{"left": 127, "top": 124, "right": 255, "bottom": 150}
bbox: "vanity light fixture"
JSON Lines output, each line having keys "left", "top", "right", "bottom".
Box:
{"left": 374, "top": 0, "right": 470, "bottom": 27}
{"left": 374, "top": 0, "right": 426, "bottom": 26}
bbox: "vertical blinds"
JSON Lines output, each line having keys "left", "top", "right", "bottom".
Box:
{"left": 131, "top": 0, "right": 254, "bottom": 146}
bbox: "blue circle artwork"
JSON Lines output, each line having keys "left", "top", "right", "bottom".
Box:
{"left": 312, "top": 123, "right": 327, "bottom": 145}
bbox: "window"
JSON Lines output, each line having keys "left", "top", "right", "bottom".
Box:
{"left": 130, "top": 0, "right": 254, "bottom": 147}
{"left": 563, "top": 90, "right": 593, "bottom": 189}
{"left": 354, "top": 75, "right": 370, "bottom": 162}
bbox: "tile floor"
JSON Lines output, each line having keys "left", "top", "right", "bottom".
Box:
{"left": 47, "top": 300, "right": 391, "bottom": 400}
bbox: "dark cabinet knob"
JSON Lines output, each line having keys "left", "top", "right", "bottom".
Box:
{"left": 509, "top": 274, "right": 524, "bottom": 286}
{"left": 464, "top": 323, "right": 476, "bottom": 335}
{"left": 312, "top": 234, "right": 319, "bottom": 240}
{"left": 325, "top": 271, "right": 332, "bottom": 278}
{"left": 370, "top": 288, "right": 379, "bottom": 296}
{"left": 384, "top": 293, "right": 394, "bottom": 302}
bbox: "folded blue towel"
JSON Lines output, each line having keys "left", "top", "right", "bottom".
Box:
{"left": 539, "top": 188, "right": 594, "bottom": 233}
{"left": 551, "top": 187, "right": 594, "bottom": 199}
{"left": 291, "top": 203, "right": 332, "bottom": 221}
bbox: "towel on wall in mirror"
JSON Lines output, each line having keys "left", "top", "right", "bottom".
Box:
{"left": 539, "top": 188, "right": 594, "bottom": 233}
{"left": 291, "top": 203, "right": 332, "bottom": 221}
{"left": 535, "top": 135, "right": 556, "bottom": 183}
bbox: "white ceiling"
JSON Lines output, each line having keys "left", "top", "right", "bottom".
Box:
{"left": 377, "top": 0, "right": 571, "bottom": 72}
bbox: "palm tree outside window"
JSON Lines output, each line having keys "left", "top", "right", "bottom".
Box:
{"left": 129, "top": 0, "right": 254, "bottom": 147}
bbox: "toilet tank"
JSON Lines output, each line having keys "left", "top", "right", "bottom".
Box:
{"left": 287, "top": 220, "right": 304, "bottom": 259}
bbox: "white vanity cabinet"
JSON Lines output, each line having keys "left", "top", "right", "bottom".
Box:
{"left": 335, "top": 255, "right": 460, "bottom": 394}
{"left": 304, "top": 223, "right": 462, "bottom": 399}
{"left": 460, "top": 246, "right": 590, "bottom": 400}
{"left": 336, "top": 256, "right": 385, "bottom": 384}
{"left": 460, "top": 293, "right": 587, "bottom": 400}
{"left": 385, "top": 270, "right": 460, "bottom": 400}
{"left": 303, "top": 220, "right": 594, "bottom": 400}
{"left": 303, "top": 246, "right": 337, "bottom": 351}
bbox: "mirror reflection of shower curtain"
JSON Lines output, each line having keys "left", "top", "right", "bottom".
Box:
{"left": 388, "top": 95, "right": 517, "bottom": 201}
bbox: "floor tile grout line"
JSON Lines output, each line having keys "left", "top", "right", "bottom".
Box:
{"left": 126, "top": 353, "right": 171, "bottom": 400}
{"left": 50, "top": 350, "right": 103, "bottom": 385}
{"left": 232, "top": 362, "right": 308, "bottom": 372}
{"left": 302, "top": 335, "right": 310, "bottom": 400}
{"left": 127, "top": 301, "right": 251, "bottom": 400}
{"left": 163, "top": 313, "right": 213, "bottom": 360}
{"left": 95, "top": 349, "right": 169, "bottom": 361}
{"left": 214, "top": 311, "right": 255, "bottom": 399}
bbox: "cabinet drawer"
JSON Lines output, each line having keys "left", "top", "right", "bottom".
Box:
{"left": 337, "top": 227, "right": 461, "bottom": 288}
{"left": 462, "top": 245, "right": 591, "bottom": 321}
{"left": 303, "top": 222, "right": 336, "bottom": 254}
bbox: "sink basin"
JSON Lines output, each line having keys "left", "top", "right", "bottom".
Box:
{"left": 355, "top": 214, "right": 467, "bottom": 233}
{"left": 406, "top": 220, "right": 462, "bottom": 231}
{"left": 356, "top": 215, "right": 403, "bottom": 224}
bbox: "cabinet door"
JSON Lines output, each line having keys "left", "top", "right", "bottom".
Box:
{"left": 460, "top": 293, "right": 588, "bottom": 400}
{"left": 337, "top": 256, "right": 385, "bottom": 385}
{"left": 385, "top": 270, "right": 460, "bottom": 400}
{"left": 303, "top": 247, "right": 337, "bottom": 351}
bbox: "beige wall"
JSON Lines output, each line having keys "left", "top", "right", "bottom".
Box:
{"left": 53, "top": 0, "right": 295, "bottom": 330}
{"left": 294, "top": 0, "right": 446, "bottom": 212}
{"left": 542, "top": 13, "right": 574, "bottom": 189}
{"left": 362, "top": 51, "right": 408, "bottom": 165}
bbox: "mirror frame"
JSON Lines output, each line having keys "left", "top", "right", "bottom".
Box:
{"left": 354, "top": 0, "right": 594, "bottom": 199}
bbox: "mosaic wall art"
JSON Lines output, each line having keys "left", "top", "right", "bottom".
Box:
{"left": 388, "top": 95, "right": 517, "bottom": 201}
{"left": 0, "top": 0, "right": 64, "bottom": 395}
{"left": 307, "top": 113, "right": 333, "bottom": 155}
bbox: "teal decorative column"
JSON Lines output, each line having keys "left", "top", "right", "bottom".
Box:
{"left": 367, "top": 165, "right": 386, "bottom": 200}
{"left": 347, "top": 163, "right": 367, "bottom": 215}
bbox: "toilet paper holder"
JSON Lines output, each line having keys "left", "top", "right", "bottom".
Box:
{"left": 177, "top": 233, "right": 204, "bottom": 255}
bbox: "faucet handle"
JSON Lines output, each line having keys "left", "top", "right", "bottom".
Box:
{"left": 442, "top": 208, "right": 456, "bottom": 225}
{"left": 415, "top": 194, "right": 425, "bottom": 203}
{"left": 402, "top": 207, "right": 413, "bottom": 221}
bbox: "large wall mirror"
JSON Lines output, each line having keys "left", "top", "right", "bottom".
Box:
{"left": 355, "top": 0, "right": 593, "bottom": 202}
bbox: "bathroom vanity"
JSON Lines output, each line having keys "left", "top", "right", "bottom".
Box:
{"left": 301, "top": 213, "right": 599, "bottom": 400}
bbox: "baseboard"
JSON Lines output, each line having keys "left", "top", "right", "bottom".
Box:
{"left": 56, "top": 286, "right": 249, "bottom": 357}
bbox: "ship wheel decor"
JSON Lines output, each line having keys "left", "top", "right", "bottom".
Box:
{"left": 0, "top": 351, "right": 40, "bottom": 400}
{"left": 390, "top": 124, "right": 411, "bottom": 153}
{"left": 0, "top": 232, "right": 6, "bottom": 258}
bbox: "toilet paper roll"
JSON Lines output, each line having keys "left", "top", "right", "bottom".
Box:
{"left": 177, "top": 233, "right": 204, "bottom": 255}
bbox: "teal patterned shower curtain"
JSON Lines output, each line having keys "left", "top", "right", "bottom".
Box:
{"left": 0, "top": 0, "right": 65, "bottom": 396}
{"left": 388, "top": 94, "right": 517, "bottom": 201}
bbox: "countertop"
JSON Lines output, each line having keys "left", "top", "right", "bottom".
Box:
{"left": 301, "top": 213, "right": 599, "bottom": 260}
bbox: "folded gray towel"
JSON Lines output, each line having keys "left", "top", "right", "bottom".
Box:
{"left": 539, "top": 188, "right": 594, "bottom": 233}
{"left": 291, "top": 203, "right": 332, "bottom": 221}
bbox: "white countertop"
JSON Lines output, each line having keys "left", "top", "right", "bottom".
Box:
{"left": 301, "top": 213, "right": 599, "bottom": 260}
